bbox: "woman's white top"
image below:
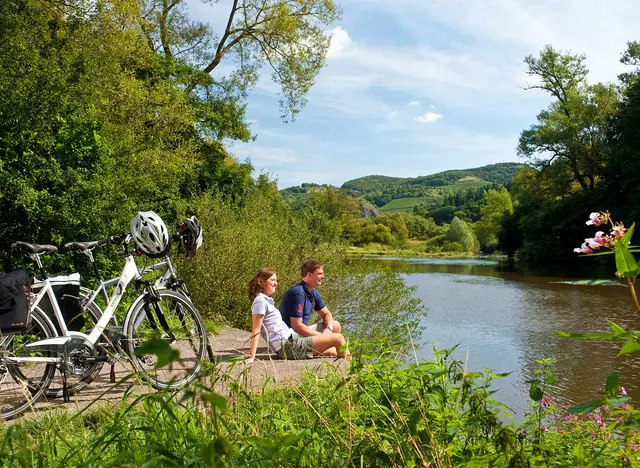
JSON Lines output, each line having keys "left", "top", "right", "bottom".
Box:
{"left": 251, "top": 293, "right": 293, "bottom": 352}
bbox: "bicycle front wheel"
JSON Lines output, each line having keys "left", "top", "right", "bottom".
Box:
{"left": 1, "top": 308, "right": 57, "bottom": 420}
{"left": 124, "top": 289, "right": 207, "bottom": 390}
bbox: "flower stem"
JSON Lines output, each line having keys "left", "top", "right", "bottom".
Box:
{"left": 627, "top": 278, "right": 640, "bottom": 313}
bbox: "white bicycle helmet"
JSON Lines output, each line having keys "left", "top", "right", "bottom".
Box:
{"left": 130, "top": 211, "right": 170, "bottom": 257}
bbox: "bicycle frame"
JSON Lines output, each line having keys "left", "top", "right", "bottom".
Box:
{"left": 11, "top": 254, "right": 142, "bottom": 358}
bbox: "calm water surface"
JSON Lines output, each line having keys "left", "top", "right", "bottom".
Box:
{"left": 376, "top": 257, "right": 640, "bottom": 420}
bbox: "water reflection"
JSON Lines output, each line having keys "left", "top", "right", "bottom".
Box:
{"left": 374, "top": 257, "right": 640, "bottom": 421}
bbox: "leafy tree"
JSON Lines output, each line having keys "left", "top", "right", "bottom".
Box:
{"left": 619, "top": 40, "right": 640, "bottom": 88}
{"left": 475, "top": 187, "right": 513, "bottom": 252}
{"left": 378, "top": 213, "right": 409, "bottom": 245}
{"left": 307, "top": 187, "right": 361, "bottom": 221}
{"left": 403, "top": 214, "right": 441, "bottom": 240}
{"left": 602, "top": 77, "right": 640, "bottom": 224}
{"left": 139, "top": 0, "right": 341, "bottom": 125}
{"left": 519, "top": 45, "right": 619, "bottom": 191}
{"left": 445, "top": 217, "right": 478, "bottom": 253}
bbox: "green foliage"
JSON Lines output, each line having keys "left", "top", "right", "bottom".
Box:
{"left": 602, "top": 77, "right": 640, "bottom": 225}
{"left": 4, "top": 346, "right": 640, "bottom": 466}
{"left": 519, "top": 45, "right": 619, "bottom": 192}
{"left": 475, "top": 187, "right": 514, "bottom": 253}
{"left": 445, "top": 217, "right": 479, "bottom": 253}
{"left": 403, "top": 214, "right": 442, "bottom": 240}
{"left": 140, "top": 0, "right": 341, "bottom": 122}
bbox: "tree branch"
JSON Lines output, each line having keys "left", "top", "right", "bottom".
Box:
{"left": 203, "top": 0, "right": 240, "bottom": 74}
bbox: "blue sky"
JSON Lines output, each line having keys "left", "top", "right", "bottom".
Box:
{"left": 191, "top": 0, "right": 637, "bottom": 189}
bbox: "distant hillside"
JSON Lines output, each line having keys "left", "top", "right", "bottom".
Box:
{"left": 342, "top": 163, "right": 524, "bottom": 194}
{"left": 280, "top": 162, "right": 526, "bottom": 214}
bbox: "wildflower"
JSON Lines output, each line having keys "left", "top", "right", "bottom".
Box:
{"left": 564, "top": 414, "right": 577, "bottom": 422}
{"left": 612, "top": 223, "right": 628, "bottom": 240}
{"left": 594, "top": 414, "right": 606, "bottom": 429}
{"left": 594, "top": 231, "right": 611, "bottom": 247}
{"left": 541, "top": 396, "right": 552, "bottom": 408}
{"left": 574, "top": 242, "right": 594, "bottom": 254}
{"left": 585, "top": 238, "right": 602, "bottom": 250}
{"left": 586, "top": 212, "right": 602, "bottom": 226}
{"left": 541, "top": 425, "right": 549, "bottom": 432}
{"left": 621, "top": 386, "right": 628, "bottom": 396}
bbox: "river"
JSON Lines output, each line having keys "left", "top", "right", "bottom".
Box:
{"left": 376, "top": 256, "right": 640, "bottom": 421}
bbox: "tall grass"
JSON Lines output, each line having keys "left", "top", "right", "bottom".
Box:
{"left": 2, "top": 346, "right": 635, "bottom": 467}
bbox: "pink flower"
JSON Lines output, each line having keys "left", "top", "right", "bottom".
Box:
{"left": 541, "top": 425, "right": 549, "bottom": 432}
{"left": 574, "top": 242, "right": 594, "bottom": 254}
{"left": 594, "top": 231, "right": 610, "bottom": 247}
{"left": 586, "top": 212, "right": 602, "bottom": 226}
{"left": 621, "top": 386, "right": 628, "bottom": 395}
{"left": 585, "top": 238, "right": 602, "bottom": 250}
{"left": 541, "top": 396, "right": 552, "bottom": 408}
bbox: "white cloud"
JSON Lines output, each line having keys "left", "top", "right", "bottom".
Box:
{"left": 415, "top": 112, "right": 443, "bottom": 123}
{"left": 351, "top": 0, "right": 635, "bottom": 84}
{"left": 407, "top": 100, "right": 421, "bottom": 108}
{"left": 327, "top": 26, "right": 353, "bottom": 59}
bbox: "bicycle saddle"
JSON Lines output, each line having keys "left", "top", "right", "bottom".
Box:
{"left": 11, "top": 241, "right": 58, "bottom": 254}
{"left": 64, "top": 240, "right": 104, "bottom": 251}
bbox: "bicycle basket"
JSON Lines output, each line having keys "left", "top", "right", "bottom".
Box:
{"left": 33, "top": 273, "right": 84, "bottom": 332}
{"left": 0, "top": 270, "right": 32, "bottom": 334}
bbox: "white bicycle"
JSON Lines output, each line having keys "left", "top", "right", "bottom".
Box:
{"left": 0, "top": 233, "right": 209, "bottom": 420}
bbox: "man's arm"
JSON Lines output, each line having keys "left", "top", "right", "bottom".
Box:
{"left": 289, "top": 317, "right": 322, "bottom": 336}
{"left": 317, "top": 307, "right": 335, "bottom": 332}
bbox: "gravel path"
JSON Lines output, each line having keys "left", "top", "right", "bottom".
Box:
{"left": 18, "top": 327, "right": 348, "bottom": 419}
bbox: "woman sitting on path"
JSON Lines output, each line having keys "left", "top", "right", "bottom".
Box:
{"left": 246, "top": 267, "right": 350, "bottom": 363}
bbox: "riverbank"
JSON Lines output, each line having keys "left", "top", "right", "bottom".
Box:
{"left": 346, "top": 245, "right": 508, "bottom": 259}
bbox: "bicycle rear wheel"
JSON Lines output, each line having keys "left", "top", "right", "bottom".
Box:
{"left": 124, "top": 289, "right": 207, "bottom": 390}
{"left": 45, "top": 296, "right": 105, "bottom": 398}
{"left": 1, "top": 308, "right": 57, "bottom": 420}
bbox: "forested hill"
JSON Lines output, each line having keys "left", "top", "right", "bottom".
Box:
{"left": 341, "top": 163, "right": 525, "bottom": 194}
{"left": 281, "top": 162, "right": 526, "bottom": 213}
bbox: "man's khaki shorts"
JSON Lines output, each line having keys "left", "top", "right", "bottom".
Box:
{"left": 276, "top": 332, "right": 313, "bottom": 360}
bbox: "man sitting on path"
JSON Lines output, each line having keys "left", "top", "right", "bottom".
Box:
{"left": 279, "top": 259, "right": 342, "bottom": 340}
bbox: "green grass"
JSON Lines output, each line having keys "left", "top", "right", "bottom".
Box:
{"left": 444, "top": 180, "right": 492, "bottom": 193}
{"left": 379, "top": 197, "right": 427, "bottom": 212}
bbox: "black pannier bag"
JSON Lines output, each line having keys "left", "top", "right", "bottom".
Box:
{"left": 0, "top": 270, "right": 31, "bottom": 334}
{"left": 34, "top": 273, "right": 84, "bottom": 332}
